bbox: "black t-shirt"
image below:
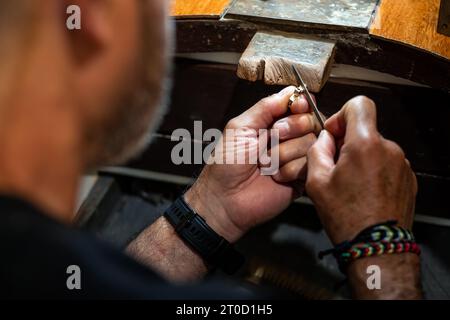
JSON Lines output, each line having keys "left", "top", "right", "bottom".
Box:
{"left": 0, "top": 197, "right": 254, "bottom": 299}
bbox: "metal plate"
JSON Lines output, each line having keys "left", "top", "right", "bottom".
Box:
{"left": 438, "top": 0, "right": 450, "bottom": 36}
{"left": 226, "top": 0, "right": 379, "bottom": 30}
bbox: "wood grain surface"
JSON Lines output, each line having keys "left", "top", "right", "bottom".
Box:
{"left": 370, "top": 0, "right": 450, "bottom": 60}
{"left": 171, "top": 0, "right": 231, "bottom": 18}
{"left": 227, "top": 0, "right": 378, "bottom": 30}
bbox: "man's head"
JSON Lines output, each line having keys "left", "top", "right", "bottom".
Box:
{"left": 0, "top": 0, "right": 173, "bottom": 168}
{"left": 72, "top": 0, "right": 173, "bottom": 167}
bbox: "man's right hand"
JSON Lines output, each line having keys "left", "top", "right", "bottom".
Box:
{"left": 306, "top": 96, "right": 421, "bottom": 299}
{"left": 306, "top": 96, "right": 417, "bottom": 244}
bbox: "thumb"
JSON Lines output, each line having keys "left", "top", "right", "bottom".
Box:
{"left": 306, "top": 130, "right": 336, "bottom": 189}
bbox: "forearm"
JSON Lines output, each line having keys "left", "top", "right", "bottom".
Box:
{"left": 125, "top": 184, "right": 241, "bottom": 283}
{"left": 347, "top": 253, "right": 422, "bottom": 299}
{"left": 126, "top": 216, "right": 208, "bottom": 283}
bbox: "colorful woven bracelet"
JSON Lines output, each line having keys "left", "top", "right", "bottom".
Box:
{"left": 338, "top": 240, "right": 421, "bottom": 269}
{"left": 319, "top": 221, "right": 421, "bottom": 273}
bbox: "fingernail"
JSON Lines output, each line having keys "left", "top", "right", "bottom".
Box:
{"left": 273, "top": 120, "right": 289, "bottom": 138}
{"left": 319, "top": 130, "right": 326, "bottom": 138}
{"left": 277, "top": 86, "right": 294, "bottom": 97}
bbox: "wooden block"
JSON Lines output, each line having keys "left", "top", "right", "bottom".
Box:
{"left": 237, "top": 32, "right": 336, "bottom": 92}
{"left": 171, "top": 0, "right": 231, "bottom": 19}
{"left": 227, "top": 0, "right": 378, "bottom": 30}
{"left": 370, "top": 0, "right": 450, "bottom": 61}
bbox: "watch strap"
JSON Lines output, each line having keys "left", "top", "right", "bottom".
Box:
{"left": 164, "top": 196, "right": 245, "bottom": 274}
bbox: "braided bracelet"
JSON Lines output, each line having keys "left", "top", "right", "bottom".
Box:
{"left": 339, "top": 241, "right": 421, "bottom": 267}
{"left": 319, "top": 221, "right": 421, "bottom": 273}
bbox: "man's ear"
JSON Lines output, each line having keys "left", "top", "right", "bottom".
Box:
{"left": 64, "top": 0, "right": 113, "bottom": 65}
{"left": 62, "top": 0, "right": 143, "bottom": 128}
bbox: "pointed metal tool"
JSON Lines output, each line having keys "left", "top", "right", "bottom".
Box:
{"left": 292, "top": 65, "right": 325, "bottom": 130}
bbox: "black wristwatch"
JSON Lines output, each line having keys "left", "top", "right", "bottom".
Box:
{"left": 164, "top": 196, "right": 245, "bottom": 274}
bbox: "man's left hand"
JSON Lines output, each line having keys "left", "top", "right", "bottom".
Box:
{"left": 185, "top": 87, "right": 321, "bottom": 242}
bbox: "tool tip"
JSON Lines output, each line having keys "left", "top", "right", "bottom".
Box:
{"left": 291, "top": 65, "right": 304, "bottom": 87}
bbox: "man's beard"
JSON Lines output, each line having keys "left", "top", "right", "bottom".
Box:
{"left": 89, "top": 5, "right": 175, "bottom": 168}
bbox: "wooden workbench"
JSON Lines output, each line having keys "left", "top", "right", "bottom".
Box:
{"left": 171, "top": 0, "right": 232, "bottom": 18}
{"left": 171, "top": 0, "right": 450, "bottom": 90}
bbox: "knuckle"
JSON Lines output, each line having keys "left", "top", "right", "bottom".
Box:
{"left": 383, "top": 140, "right": 406, "bottom": 165}
{"left": 344, "top": 95, "right": 377, "bottom": 120}
{"left": 258, "top": 96, "right": 274, "bottom": 109}
{"left": 362, "top": 132, "right": 381, "bottom": 146}
{"left": 226, "top": 118, "right": 240, "bottom": 129}
{"left": 274, "top": 165, "right": 294, "bottom": 183}
{"left": 349, "top": 95, "right": 376, "bottom": 110}
{"left": 350, "top": 133, "right": 382, "bottom": 154}
{"left": 283, "top": 164, "right": 297, "bottom": 180}
{"left": 305, "top": 133, "right": 317, "bottom": 145}
{"left": 297, "top": 114, "right": 313, "bottom": 130}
